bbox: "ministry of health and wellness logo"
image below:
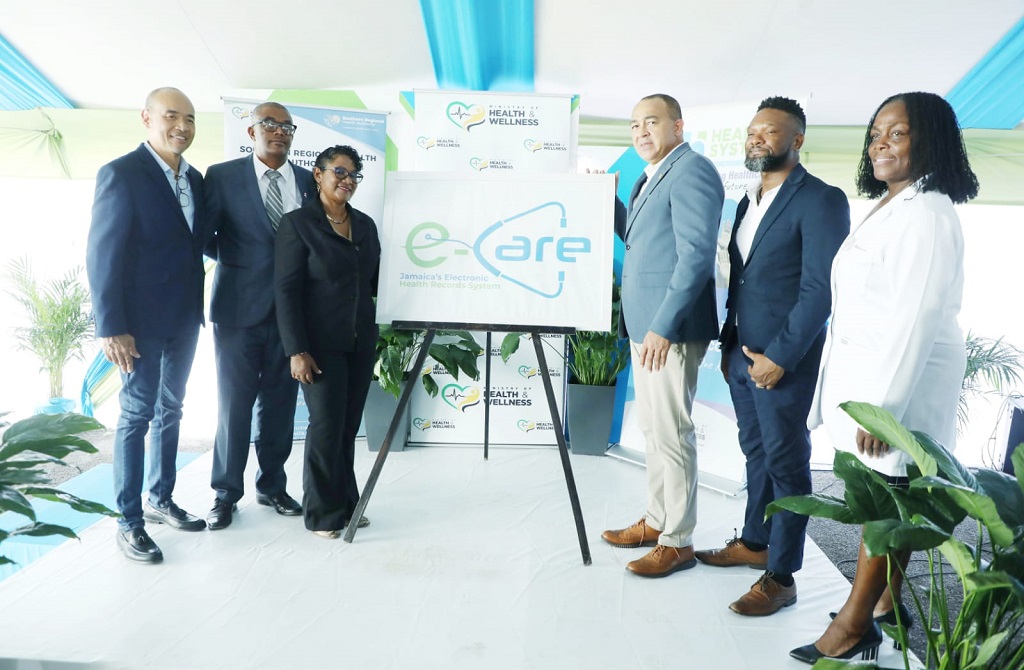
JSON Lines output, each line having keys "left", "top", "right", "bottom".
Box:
{"left": 441, "top": 384, "right": 482, "bottom": 412}
{"left": 446, "top": 101, "right": 487, "bottom": 132}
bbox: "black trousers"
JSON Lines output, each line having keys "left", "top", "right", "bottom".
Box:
{"left": 299, "top": 347, "right": 375, "bottom": 531}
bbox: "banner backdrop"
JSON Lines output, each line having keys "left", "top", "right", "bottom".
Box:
{"left": 413, "top": 90, "right": 578, "bottom": 173}
{"left": 222, "top": 97, "right": 389, "bottom": 441}
{"left": 222, "top": 98, "right": 389, "bottom": 224}
{"left": 406, "top": 91, "right": 582, "bottom": 446}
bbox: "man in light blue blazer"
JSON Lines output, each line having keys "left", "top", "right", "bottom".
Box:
{"left": 203, "top": 102, "right": 316, "bottom": 530}
{"left": 602, "top": 94, "right": 724, "bottom": 578}
{"left": 87, "top": 87, "right": 211, "bottom": 563}
{"left": 695, "top": 98, "right": 849, "bottom": 615}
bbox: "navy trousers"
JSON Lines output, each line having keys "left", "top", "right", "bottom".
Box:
{"left": 725, "top": 337, "right": 823, "bottom": 574}
{"left": 211, "top": 320, "right": 299, "bottom": 504}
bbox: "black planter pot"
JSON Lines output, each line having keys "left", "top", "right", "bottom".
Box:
{"left": 364, "top": 382, "right": 410, "bottom": 452}
{"left": 566, "top": 383, "right": 616, "bottom": 456}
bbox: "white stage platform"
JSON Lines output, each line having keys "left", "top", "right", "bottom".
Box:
{"left": 0, "top": 443, "right": 916, "bottom": 670}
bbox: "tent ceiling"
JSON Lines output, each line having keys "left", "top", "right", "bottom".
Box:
{"left": 2, "top": 0, "right": 1022, "bottom": 126}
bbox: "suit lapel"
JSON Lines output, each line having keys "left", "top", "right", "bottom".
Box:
{"left": 133, "top": 144, "right": 191, "bottom": 233}
{"left": 624, "top": 143, "right": 689, "bottom": 240}
{"left": 743, "top": 164, "right": 806, "bottom": 266}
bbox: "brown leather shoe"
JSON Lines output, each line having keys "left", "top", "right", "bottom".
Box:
{"left": 729, "top": 572, "right": 797, "bottom": 616}
{"left": 626, "top": 544, "right": 696, "bottom": 578}
{"left": 601, "top": 517, "right": 662, "bottom": 548}
{"left": 695, "top": 534, "right": 768, "bottom": 569}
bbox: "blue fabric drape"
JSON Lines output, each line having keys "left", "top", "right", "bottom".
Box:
{"left": 419, "top": 0, "right": 534, "bottom": 91}
{"left": 80, "top": 352, "right": 114, "bottom": 418}
{"left": 947, "top": 17, "right": 1024, "bottom": 129}
{"left": 0, "top": 34, "right": 73, "bottom": 110}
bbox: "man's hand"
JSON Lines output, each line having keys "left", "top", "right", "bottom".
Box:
{"left": 743, "top": 346, "right": 785, "bottom": 390}
{"left": 102, "top": 334, "right": 140, "bottom": 374}
{"left": 639, "top": 331, "right": 671, "bottom": 372}
{"left": 856, "top": 428, "right": 890, "bottom": 458}
{"left": 291, "top": 353, "right": 322, "bottom": 385}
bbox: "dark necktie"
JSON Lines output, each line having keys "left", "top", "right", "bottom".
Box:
{"left": 266, "top": 170, "right": 284, "bottom": 230}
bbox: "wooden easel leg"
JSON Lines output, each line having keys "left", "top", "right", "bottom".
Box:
{"left": 344, "top": 330, "right": 437, "bottom": 543}
{"left": 532, "top": 332, "right": 592, "bottom": 565}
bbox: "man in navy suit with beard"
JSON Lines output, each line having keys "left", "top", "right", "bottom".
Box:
{"left": 87, "top": 87, "right": 211, "bottom": 563}
{"left": 695, "top": 97, "right": 849, "bottom": 615}
{"left": 203, "top": 102, "right": 316, "bottom": 530}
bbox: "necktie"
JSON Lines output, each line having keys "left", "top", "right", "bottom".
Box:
{"left": 266, "top": 170, "right": 284, "bottom": 230}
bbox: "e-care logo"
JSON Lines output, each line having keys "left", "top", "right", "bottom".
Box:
{"left": 404, "top": 202, "right": 591, "bottom": 299}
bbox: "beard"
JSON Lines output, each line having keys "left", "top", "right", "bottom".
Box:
{"left": 744, "top": 151, "right": 788, "bottom": 173}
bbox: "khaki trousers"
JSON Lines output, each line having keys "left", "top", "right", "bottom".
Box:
{"left": 629, "top": 340, "right": 709, "bottom": 548}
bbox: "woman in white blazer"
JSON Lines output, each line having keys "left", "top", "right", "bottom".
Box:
{"left": 791, "top": 93, "right": 979, "bottom": 664}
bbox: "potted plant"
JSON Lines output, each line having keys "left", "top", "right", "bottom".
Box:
{"left": 959, "top": 332, "right": 1024, "bottom": 431}
{"left": 500, "top": 276, "right": 629, "bottom": 455}
{"left": 4, "top": 258, "right": 93, "bottom": 414}
{"left": 365, "top": 326, "right": 483, "bottom": 452}
{"left": 768, "top": 400, "right": 1024, "bottom": 670}
{"left": 0, "top": 412, "right": 119, "bottom": 569}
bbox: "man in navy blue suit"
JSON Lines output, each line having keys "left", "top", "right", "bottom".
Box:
{"left": 203, "top": 102, "right": 316, "bottom": 530}
{"left": 695, "top": 97, "right": 850, "bottom": 614}
{"left": 87, "top": 87, "right": 210, "bottom": 563}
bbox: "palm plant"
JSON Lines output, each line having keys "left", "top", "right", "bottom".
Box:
{"left": 768, "top": 401, "right": 1024, "bottom": 670}
{"left": 5, "top": 257, "right": 93, "bottom": 399}
{"left": 960, "top": 332, "right": 1024, "bottom": 431}
{"left": 0, "top": 412, "right": 119, "bottom": 567}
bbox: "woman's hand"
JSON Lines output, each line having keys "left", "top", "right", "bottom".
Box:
{"left": 291, "top": 353, "right": 322, "bottom": 385}
{"left": 855, "top": 428, "right": 890, "bottom": 458}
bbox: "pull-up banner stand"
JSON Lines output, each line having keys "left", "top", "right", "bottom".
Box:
{"left": 344, "top": 172, "right": 616, "bottom": 564}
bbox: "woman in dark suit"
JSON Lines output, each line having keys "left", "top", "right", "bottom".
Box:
{"left": 274, "top": 145, "right": 380, "bottom": 539}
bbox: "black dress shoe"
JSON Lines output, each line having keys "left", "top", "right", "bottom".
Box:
{"left": 789, "top": 623, "right": 882, "bottom": 664}
{"left": 116, "top": 528, "right": 163, "bottom": 563}
{"left": 206, "top": 499, "right": 237, "bottom": 531}
{"left": 830, "top": 602, "right": 913, "bottom": 650}
{"left": 143, "top": 501, "right": 207, "bottom": 531}
{"left": 256, "top": 491, "right": 302, "bottom": 516}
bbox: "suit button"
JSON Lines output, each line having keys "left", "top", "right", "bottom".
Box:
{"left": 626, "top": 244, "right": 631, "bottom": 250}
{"left": 739, "top": 279, "right": 745, "bottom": 284}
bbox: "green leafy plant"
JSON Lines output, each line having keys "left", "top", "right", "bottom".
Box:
{"left": 960, "top": 332, "right": 1024, "bottom": 431}
{"left": 0, "top": 412, "right": 119, "bottom": 566}
{"left": 5, "top": 257, "right": 93, "bottom": 399}
{"left": 374, "top": 326, "right": 483, "bottom": 399}
{"left": 768, "top": 401, "right": 1024, "bottom": 670}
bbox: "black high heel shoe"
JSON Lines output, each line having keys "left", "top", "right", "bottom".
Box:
{"left": 789, "top": 623, "right": 883, "bottom": 665}
{"left": 829, "top": 602, "right": 914, "bottom": 649}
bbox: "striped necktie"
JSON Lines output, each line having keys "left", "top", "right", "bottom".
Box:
{"left": 266, "top": 169, "right": 284, "bottom": 230}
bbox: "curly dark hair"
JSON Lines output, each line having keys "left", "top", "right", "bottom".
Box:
{"left": 855, "top": 92, "right": 979, "bottom": 204}
{"left": 314, "top": 145, "right": 363, "bottom": 173}
{"left": 756, "top": 96, "right": 805, "bottom": 132}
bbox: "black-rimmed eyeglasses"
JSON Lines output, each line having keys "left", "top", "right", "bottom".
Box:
{"left": 254, "top": 119, "right": 297, "bottom": 136}
{"left": 321, "top": 166, "right": 364, "bottom": 183}
{"left": 175, "top": 173, "right": 190, "bottom": 208}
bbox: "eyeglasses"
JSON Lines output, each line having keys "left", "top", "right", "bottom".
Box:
{"left": 321, "top": 166, "right": 364, "bottom": 183}
{"left": 175, "top": 173, "right": 190, "bottom": 208}
{"left": 254, "top": 119, "right": 297, "bottom": 136}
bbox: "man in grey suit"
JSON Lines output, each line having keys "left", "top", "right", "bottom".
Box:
{"left": 204, "top": 102, "right": 316, "bottom": 529}
{"left": 602, "top": 94, "right": 724, "bottom": 578}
